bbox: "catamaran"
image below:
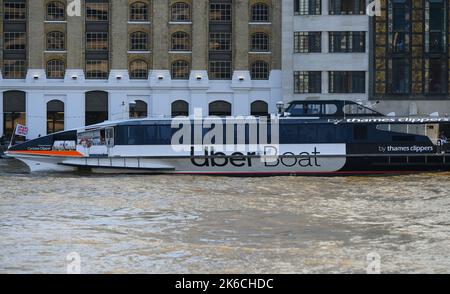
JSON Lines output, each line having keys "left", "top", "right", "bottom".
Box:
{"left": 5, "top": 100, "right": 450, "bottom": 175}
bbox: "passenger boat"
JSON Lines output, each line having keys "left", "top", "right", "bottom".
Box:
{"left": 5, "top": 100, "right": 450, "bottom": 175}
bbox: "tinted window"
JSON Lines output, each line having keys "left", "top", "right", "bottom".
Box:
{"left": 116, "top": 125, "right": 174, "bottom": 145}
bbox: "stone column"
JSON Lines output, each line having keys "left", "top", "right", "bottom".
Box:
{"left": 67, "top": 0, "right": 85, "bottom": 69}
{"left": 28, "top": 0, "right": 45, "bottom": 69}
{"left": 322, "top": 71, "right": 329, "bottom": 95}
{"left": 271, "top": 0, "right": 282, "bottom": 70}
{"left": 66, "top": 91, "right": 85, "bottom": 129}
{"left": 111, "top": 0, "right": 128, "bottom": 70}
{"left": 233, "top": 0, "right": 249, "bottom": 70}
{"left": 26, "top": 91, "right": 46, "bottom": 138}
{"left": 109, "top": 91, "right": 129, "bottom": 121}
{"left": 192, "top": 0, "right": 208, "bottom": 70}
{"left": 322, "top": 0, "right": 330, "bottom": 16}
{"left": 152, "top": 0, "right": 169, "bottom": 70}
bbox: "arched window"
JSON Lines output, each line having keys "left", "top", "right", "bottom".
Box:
{"left": 129, "top": 60, "right": 149, "bottom": 79}
{"left": 130, "top": 2, "right": 148, "bottom": 21}
{"left": 171, "top": 60, "right": 190, "bottom": 79}
{"left": 171, "top": 31, "right": 191, "bottom": 51}
{"left": 130, "top": 31, "right": 148, "bottom": 51}
{"left": 129, "top": 100, "right": 148, "bottom": 118}
{"left": 47, "top": 100, "right": 65, "bottom": 134}
{"left": 85, "top": 91, "right": 108, "bottom": 126}
{"left": 251, "top": 100, "right": 269, "bottom": 117}
{"left": 3, "top": 91, "right": 26, "bottom": 138}
{"left": 251, "top": 3, "right": 269, "bottom": 22}
{"left": 47, "top": 31, "right": 65, "bottom": 51}
{"left": 46, "top": 60, "right": 66, "bottom": 79}
{"left": 171, "top": 2, "right": 191, "bottom": 22}
{"left": 209, "top": 101, "right": 232, "bottom": 117}
{"left": 172, "top": 100, "right": 189, "bottom": 117}
{"left": 251, "top": 61, "right": 270, "bottom": 80}
{"left": 47, "top": 1, "right": 66, "bottom": 21}
{"left": 251, "top": 32, "right": 269, "bottom": 52}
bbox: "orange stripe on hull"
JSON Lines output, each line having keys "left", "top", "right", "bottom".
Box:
{"left": 8, "top": 150, "right": 84, "bottom": 157}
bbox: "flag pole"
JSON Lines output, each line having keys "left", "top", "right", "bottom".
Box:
{"left": 7, "top": 124, "right": 17, "bottom": 150}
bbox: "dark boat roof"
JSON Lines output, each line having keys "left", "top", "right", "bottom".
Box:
{"left": 285, "top": 100, "right": 384, "bottom": 118}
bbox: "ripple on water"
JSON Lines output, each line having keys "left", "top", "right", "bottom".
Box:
{"left": 1, "top": 159, "right": 450, "bottom": 273}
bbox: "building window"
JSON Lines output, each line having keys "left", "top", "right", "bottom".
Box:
{"left": 294, "top": 0, "right": 321, "bottom": 15}
{"left": 85, "top": 91, "right": 108, "bottom": 126}
{"left": 329, "top": 71, "right": 366, "bottom": 93}
{"left": 209, "top": 101, "right": 232, "bottom": 117}
{"left": 46, "top": 60, "right": 65, "bottom": 79}
{"left": 47, "top": 100, "right": 65, "bottom": 134}
{"left": 250, "top": 33, "right": 270, "bottom": 52}
{"left": 4, "top": 32, "right": 26, "bottom": 50}
{"left": 209, "top": 3, "right": 232, "bottom": 22}
{"left": 209, "top": 61, "right": 232, "bottom": 80}
{"left": 86, "top": 60, "right": 109, "bottom": 79}
{"left": 426, "top": 58, "right": 447, "bottom": 94}
{"left": 3, "top": 91, "right": 26, "bottom": 138}
{"left": 3, "top": 60, "right": 26, "bottom": 79}
{"left": 171, "top": 2, "right": 191, "bottom": 22}
{"left": 172, "top": 100, "right": 189, "bottom": 117}
{"left": 251, "top": 61, "right": 270, "bottom": 80}
{"left": 86, "top": 32, "right": 108, "bottom": 51}
{"left": 329, "top": 0, "right": 365, "bottom": 15}
{"left": 130, "top": 2, "right": 148, "bottom": 21}
{"left": 171, "top": 60, "right": 190, "bottom": 79}
{"left": 387, "top": 58, "right": 410, "bottom": 94}
{"left": 209, "top": 33, "right": 231, "bottom": 51}
{"left": 130, "top": 32, "right": 148, "bottom": 51}
{"left": 294, "top": 71, "right": 322, "bottom": 93}
{"left": 46, "top": 31, "right": 65, "bottom": 51}
{"left": 129, "top": 100, "right": 148, "bottom": 118}
{"left": 425, "top": 0, "right": 446, "bottom": 53}
{"left": 329, "top": 32, "right": 365, "bottom": 53}
{"left": 86, "top": 2, "right": 109, "bottom": 21}
{"left": 171, "top": 32, "right": 191, "bottom": 51}
{"left": 251, "top": 101, "right": 269, "bottom": 117}
{"left": 251, "top": 3, "right": 270, "bottom": 22}
{"left": 294, "top": 32, "right": 321, "bottom": 53}
{"left": 389, "top": 0, "right": 410, "bottom": 54}
{"left": 4, "top": 2, "right": 26, "bottom": 20}
{"left": 47, "top": 1, "right": 66, "bottom": 21}
{"left": 129, "top": 60, "right": 148, "bottom": 79}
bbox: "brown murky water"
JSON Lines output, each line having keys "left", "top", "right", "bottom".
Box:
{"left": 0, "top": 158, "right": 450, "bottom": 273}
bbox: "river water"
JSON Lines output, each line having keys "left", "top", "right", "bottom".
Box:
{"left": 0, "top": 158, "right": 450, "bottom": 273}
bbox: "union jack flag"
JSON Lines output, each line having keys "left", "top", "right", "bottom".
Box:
{"left": 15, "top": 124, "right": 28, "bottom": 136}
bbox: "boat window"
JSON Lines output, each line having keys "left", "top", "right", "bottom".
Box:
{"left": 78, "top": 130, "right": 106, "bottom": 146}
{"left": 288, "top": 103, "right": 337, "bottom": 116}
{"left": 353, "top": 125, "right": 368, "bottom": 140}
{"left": 323, "top": 104, "right": 338, "bottom": 115}
{"left": 116, "top": 125, "right": 173, "bottom": 145}
{"left": 289, "top": 104, "right": 321, "bottom": 116}
{"left": 343, "top": 104, "right": 379, "bottom": 115}
{"left": 376, "top": 124, "right": 426, "bottom": 136}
